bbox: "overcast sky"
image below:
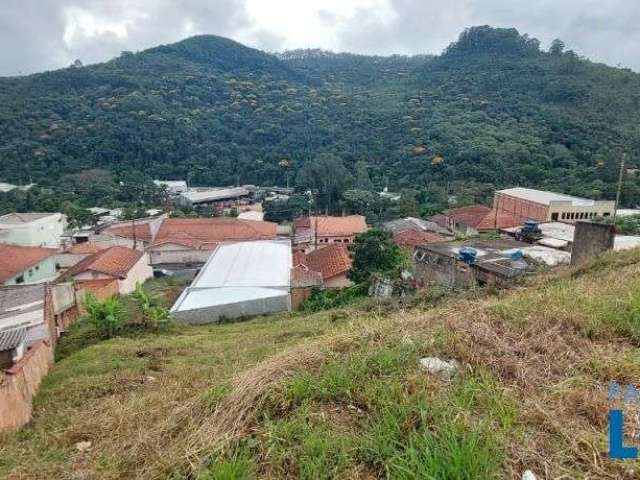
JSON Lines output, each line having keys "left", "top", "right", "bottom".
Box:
{"left": 1, "top": 0, "right": 639, "bottom": 76}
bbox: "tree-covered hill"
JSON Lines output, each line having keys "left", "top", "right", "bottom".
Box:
{"left": 1, "top": 26, "right": 640, "bottom": 206}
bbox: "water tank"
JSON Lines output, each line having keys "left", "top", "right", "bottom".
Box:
{"left": 509, "top": 249, "right": 524, "bottom": 261}
{"left": 458, "top": 247, "right": 477, "bottom": 264}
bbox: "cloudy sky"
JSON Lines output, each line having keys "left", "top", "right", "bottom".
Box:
{"left": 1, "top": 0, "right": 638, "bottom": 76}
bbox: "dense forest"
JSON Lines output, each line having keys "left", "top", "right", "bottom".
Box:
{"left": 1, "top": 26, "right": 640, "bottom": 214}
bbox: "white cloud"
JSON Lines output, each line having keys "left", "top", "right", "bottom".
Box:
{"left": 0, "top": 0, "right": 639, "bottom": 75}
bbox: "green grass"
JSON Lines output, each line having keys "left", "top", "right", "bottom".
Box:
{"left": 4, "top": 249, "right": 640, "bottom": 479}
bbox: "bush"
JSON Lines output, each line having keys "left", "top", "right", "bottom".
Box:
{"left": 82, "top": 294, "right": 125, "bottom": 339}
{"left": 302, "top": 286, "right": 366, "bottom": 313}
{"left": 131, "top": 284, "right": 173, "bottom": 330}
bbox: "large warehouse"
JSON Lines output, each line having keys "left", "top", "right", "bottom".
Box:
{"left": 170, "top": 240, "right": 292, "bottom": 323}
{"left": 493, "top": 187, "right": 615, "bottom": 223}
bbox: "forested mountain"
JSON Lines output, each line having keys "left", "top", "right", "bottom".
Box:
{"left": 1, "top": 26, "right": 640, "bottom": 209}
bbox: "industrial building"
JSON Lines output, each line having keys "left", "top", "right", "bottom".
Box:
{"left": 171, "top": 240, "right": 292, "bottom": 323}
{"left": 494, "top": 187, "right": 615, "bottom": 223}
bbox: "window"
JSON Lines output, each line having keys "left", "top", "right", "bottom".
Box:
{"left": 15, "top": 275, "right": 24, "bottom": 284}
{"left": 344, "top": 239, "right": 350, "bottom": 243}
{"left": 561, "top": 213, "right": 566, "bottom": 219}
{"left": 603, "top": 212, "right": 610, "bottom": 217}
{"left": 551, "top": 212, "right": 559, "bottom": 221}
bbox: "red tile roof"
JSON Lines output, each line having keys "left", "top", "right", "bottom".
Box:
{"left": 0, "top": 244, "right": 57, "bottom": 283}
{"left": 105, "top": 223, "right": 153, "bottom": 243}
{"left": 303, "top": 245, "right": 352, "bottom": 281}
{"left": 443, "top": 205, "right": 492, "bottom": 228}
{"left": 64, "top": 243, "right": 107, "bottom": 255}
{"left": 294, "top": 215, "right": 367, "bottom": 236}
{"left": 393, "top": 230, "right": 448, "bottom": 249}
{"left": 429, "top": 214, "right": 448, "bottom": 228}
{"left": 152, "top": 218, "right": 277, "bottom": 248}
{"left": 291, "top": 265, "right": 323, "bottom": 288}
{"left": 63, "top": 246, "right": 144, "bottom": 280}
{"left": 476, "top": 210, "right": 523, "bottom": 231}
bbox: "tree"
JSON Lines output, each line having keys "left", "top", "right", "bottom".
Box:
{"left": 348, "top": 229, "right": 409, "bottom": 285}
{"left": 549, "top": 39, "right": 565, "bottom": 56}
{"left": 296, "top": 155, "right": 352, "bottom": 214}
{"left": 354, "top": 160, "right": 374, "bottom": 191}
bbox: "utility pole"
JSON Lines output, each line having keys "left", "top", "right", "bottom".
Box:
{"left": 612, "top": 153, "right": 626, "bottom": 225}
{"left": 314, "top": 192, "right": 318, "bottom": 251}
{"left": 132, "top": 216, "right": 137, "bottom": 250}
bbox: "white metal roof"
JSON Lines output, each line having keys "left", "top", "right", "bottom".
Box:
{"left": 154, "top": 180, "right": 187, "bottom": 188}
{"left": 180, "top": 187, "right": 250, "bottom": 204}
{"left": 617, "top": 209, "right": 640, "bottom": 217}
{"left": 172, "top": 240, "right": 292, "bottom": 313}
{"left": 238, "top": 210, "right": 265, "bottom": 221}
{"left": 497, "top": 187, "right": 595, "bottom": 206}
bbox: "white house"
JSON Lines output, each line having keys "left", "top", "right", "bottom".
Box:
{"left": 0, "top": 213, "right": 67, "bottom": 248}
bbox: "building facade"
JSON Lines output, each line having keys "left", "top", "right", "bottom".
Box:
{"left": 0, "top": 245, "right": 58, "bottom": 286}
{"left": 0, "top": 213, "right": 67, "bottom": 247}
{"left": 494, "top": 188, "right": 615, "bottom": 223}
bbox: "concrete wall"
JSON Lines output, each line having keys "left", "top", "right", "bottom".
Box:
{"left": 571, "top": 221, "right": 615, "bottom": 266}
{"left": 0, "top": 214, "right": 66, "bottom": 247}
{"left": 291, "top": 287, "right": 314, "bottom": 310}
{"left": 148, "top": 245, "right": 213, "bottom": 266}
{"left": 414, "top": 250, "right": 476, "bottom": 289}
{"left": 173, "top": 293, "right": 291, "bottom": 324}
{"left": 324, "top": 274, "right": 352, "bottom": 288}
{"left": 0, "top": 340, "right": 53, "bottom": 431}
{"left": 3, "top": 256, "right": 59, "bottom": 286}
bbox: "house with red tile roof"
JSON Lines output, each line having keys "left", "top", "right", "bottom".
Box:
{"left": 442, "top": 205, "right": 524, "bottom": 234}
{"left": 0, "top": 244, "right": 58, "bottom": 286}
{"left": 392, "top": 229, "right": 449, "bottom": 250}
{"left": 60, "top": 246, "right": 153, "bottom": 295}
{"left": 293, "top": 215, "right": 367, "bottom": 253}
{"left": 294, "top": 244, "right": 353, "bottom": 288}
{"left": 147, "top": 218, "right": 278, "bottom": 267}
{"left": 442, "top": 205, "right": 492, "bottom": 234}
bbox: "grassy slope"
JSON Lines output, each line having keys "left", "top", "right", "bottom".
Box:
{"left": 3, "top": 251, "right": 640, "bottom": 479}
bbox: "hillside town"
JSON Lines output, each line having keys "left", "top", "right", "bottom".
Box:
{"left": 2, "top": 179, "right": 639, "bottom": 432}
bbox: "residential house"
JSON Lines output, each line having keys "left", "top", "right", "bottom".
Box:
{"left": 441, "top": 205, "right": 521, "bottom": 234}
{"left": 55, "top": 243, "right": 108, "bottom": 272}
{"left": 413, "top": 238, "right": 532, "bottom": 289}
{"left": 99, "top": 215, "right": 165, "bottom": 250}
{"left": 0, "top": 283, "right": 77, "bottom": 430}
{"left": 384, "top": 217, "right": 450, "bottom": 236}
{"left": 0, "top": 244, "right": 58, "bottom": 286}
{"left": 294, "top": 244, "right": 353, "bottom": 288}
{"left": 392, "top": 229, "right": 449, "bottom": 250}
{"left": 494, "top": 187, "right": 615, "bottom": 223}
{"left": 384, "top": 216, "right": 452, "bottom": 250}
{"left": 290, "top": 265, "right": 323, "bottom": 310}
{"left": 0, "top": 213, "right": 67, "bottom": 247}
{"left": 148, "top": 218, "right": 278, "bottom": 268}
{"left": 61, "top": 246, "right": 153, "bottom": 296}
{"left": 413, "top": 237, "right": 571, "bottom": 289}
{"left": 293, "top": 215, "right": 367, "bottom": 253}
{"left": 171, "top": 240, "right": 292, "bottom": 323}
